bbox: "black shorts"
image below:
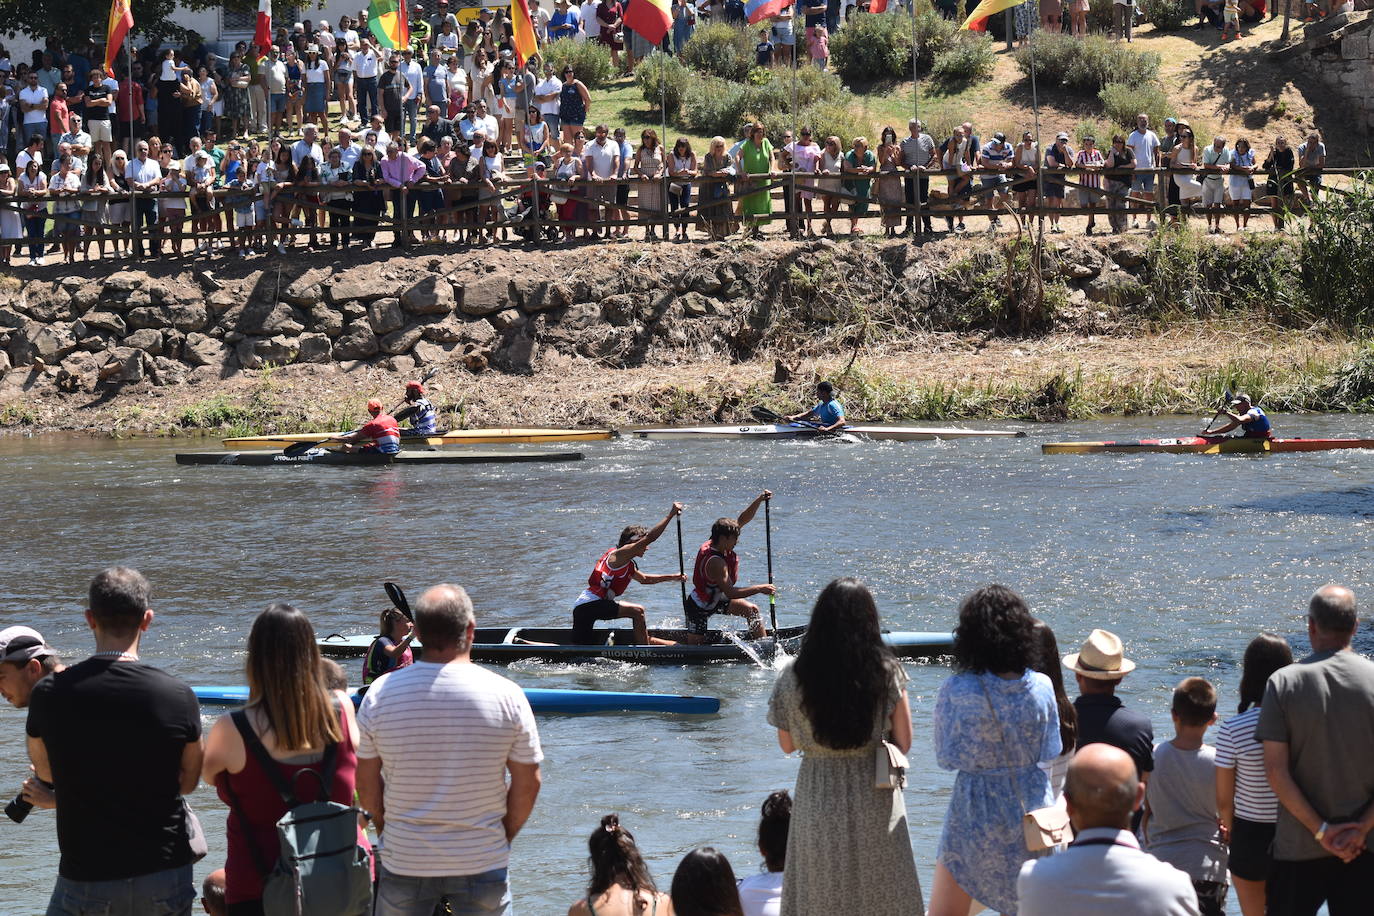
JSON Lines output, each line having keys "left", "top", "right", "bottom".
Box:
{"left": 684, "top": 598, "right": 725, "bottom": 636}
{"left": 572, "top": 598, "right": 623, "bottom": 644}
{"left": 1228, "top": 817, "right": 1275, "bottom": 881}
{"left": 1192, "top": 879, "right": 1227, "bottom": 916}
{"left": 615, "top": 182, "right": 629, "bottom": 206}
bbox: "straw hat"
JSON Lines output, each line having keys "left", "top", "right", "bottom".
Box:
{"left": 1063, "top": 629, "right": 1136, "bottom": 680}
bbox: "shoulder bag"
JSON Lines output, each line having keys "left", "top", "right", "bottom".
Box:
{"left": 875, "top": 739, "right": 908, "bottom": 790}
{"left": 977, "top": 677, "right": 1072, "bottom": 852}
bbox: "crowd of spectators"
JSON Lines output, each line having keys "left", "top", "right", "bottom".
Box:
{"left": 5, "top": 567, "right": 1372, "bottom": 916}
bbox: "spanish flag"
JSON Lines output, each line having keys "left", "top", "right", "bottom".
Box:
{"left": 624, "top": 0, "right": 672, "bottom": 47}
{"left": 369, "top": 0, "right": 411, "bottom": 50}
{"left": 961, "top": 0, "right": 1021, "bottom": 30}
{"left": 511, "top": 0, "right": 539, "bottom": 67}
{"left": 105, "top": 0, "right": 134, "bottom": 73}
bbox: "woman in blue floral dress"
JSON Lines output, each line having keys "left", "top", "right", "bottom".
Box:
{"left": 927, "top": 585, "right": 1061, "bottom": 916}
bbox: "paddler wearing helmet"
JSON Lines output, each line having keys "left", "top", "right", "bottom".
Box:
{"left": 339, "top": 398, "right": 402, "bottom": 453}
{"left": 393, "top": 380, "right": 438, "bottom": 435}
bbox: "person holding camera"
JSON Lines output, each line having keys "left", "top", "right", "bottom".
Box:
{"left": 0, "top": 626, "right": 63, "bottom": 822}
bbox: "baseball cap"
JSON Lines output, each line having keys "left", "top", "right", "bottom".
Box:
{"left": 1055, "top": 131, "right": 1069, "bottom": 141}
{"left": 405, "top": 380, "right": 425, "bottom": 394}
{"left": 0, "top": 626, "right": 55, "bottom": 665}
{"left": 367, "top": 398, "right": 383, "bottom": 412}
{"left": 992, "top": 131, "right": 1006, "bottom": 142}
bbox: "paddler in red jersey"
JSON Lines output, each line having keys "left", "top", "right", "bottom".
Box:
{"left": 685, "top": 491, "right": 776, "bottom": 644}
{"left": 339, "top": 398, "right": 402, "bottom": 454}
{"left": 572, "top": 502, "right": 687, "bottom": 645}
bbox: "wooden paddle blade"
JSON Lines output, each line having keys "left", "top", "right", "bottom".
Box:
{"left": 383, "top": 581, "right": 413, "bottom": 619}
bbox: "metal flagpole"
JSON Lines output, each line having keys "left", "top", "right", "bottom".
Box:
{"left": 125, "top": 33, "right": 138, "bottom": 256}
{"left": 789, "top": 6, "right": 798, "bottom": 238}
{"left": 661, "top": 41, "right": 670, "bottom": 240}
{"left": 910, "top": 8, "right": 921, "bottom": 236}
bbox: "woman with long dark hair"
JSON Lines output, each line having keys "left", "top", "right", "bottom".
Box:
{"left": 927, "top": 585, "right": 1060, "bottom": 916}
{"left": 737, "top": 790, "right": 791, "bottom": 916}
{"left": 671, "top": 848, "right": 743, "bottom": 916}
{"left": 567, "top": 814, "right": 670, "bottom": 916}
{"left": 1030, "top": 619, "right": 1077, "bottom": 799}
{"left": 202, "top": 603, "right": 371, "bottom": 915}
{"left": 1216, "top": 633, "right": 1293, "bottom": 916}
{"left": 767, "top": 578, "right": 922, "bottom": 916}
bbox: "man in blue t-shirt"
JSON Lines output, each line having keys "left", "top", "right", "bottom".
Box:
{"left": 787, "top": 380, "right": 846, "bottom": 431}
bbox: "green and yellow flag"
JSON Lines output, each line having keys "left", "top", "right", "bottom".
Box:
{"left": 369, "top": 0, "right": 411, "bottom": 50}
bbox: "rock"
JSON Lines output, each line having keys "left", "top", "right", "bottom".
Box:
{"left": 521, "top": 281, "right": 564, "bottom": 313}
{"left": 0, "top": 307, "right": 29, "bottom": 328}
{"left": 126, "top": 306, "right": 171, "bottom": 330}
{"left": 411, "top": 340, "right": 460, "bottom": 365}
{"left": 77, "top": 330, "right": 115, "bottom": 353}
{"left": 1063, "top": 261, "right": 1099, "bottom": 280}
{"left": 490, "top": 308, "right": 524, "bottom": 331}
{"left": 400, "top": 276, "right": 457, "bottom": 315}
{"left": 70, "top": 284, "right": 100, "bottom": 315}
{"left": 333, "top": 320, "right": 380, "bottom": 360}
{"left": 147, "top": 356, "right": 186, "bottom": 387}
{"left": 79, "top": 311, "right": 127, "bottom": 335}
{"left": 297, "top": 333, "right": 333, "bottom": 363}
{"left": 123, "top": 328, "right": 164, "bottom": 356}
{"left": 234, "top": 339, "right": 263, "bottom": 370}
{"left": 103, "top": 271, "right": 143, "bottom": 293}
{"left": 25, "top": 290, "right": 74, "bottom": 323}
{"left": 418, "top": 316, "right": 464, "bottom": 343}
{"left": 462, "top": 345, "right": 489, "bottom": 373}
{"left": 26, "top": 324, "right": 78, "bottom": 363}
{"left": 382, "top": 353, "right": 417, "bottom": 373}
{"left": 256, "top": 335, "right": 301, "bottom": 364}
{"left": 601, "top": 294, "right": 638, "bottom": 327}
{"left": 341, "top": 301, "right": 369, "bottom": 322}
{"left": 690, "top": 273, "right": 724, "bottom": 296}
{"left": 380, "top": 325, "right": 425, "bottom": 355}
{"left": 679, "top": 292, "right": 711, "bottom": 318}
{"left": 116, "top": 348, "right": 148, "bottom": 383}
{"left": 1110, "top": 245, "right": 1147, "bottom": 270}
{"left": 458, "top": 276, "right": 511, "bottom": 316}
{"left": 206, "top": 290, "right": 237, "bottom": 314}
{"left": 0, "top": 350, "right": 10, "bottom": 376}
{"left": 55, "top": 351, "right": 102, "bottom": 393}
{"left": 162, "top": 330, "right": 185, "bottom": 361}
{"left": 167, "top": 303, "right": 208, "bottom": 333}
{"left": 367, "top": 298, "right": 406, "bottom": 334}
{"left": 236, "top": 302, "right": 306, "bottom": 336}
{"left": 281, "top": 273, "right": 324, "bottom": 306}
{"left": 494, "top": 327, "right": 539, "bottom": 374}
{"left": 309, "top": 304, "right": 345, "bottom": 337}
{"left": 182, "top": 333, "right": 233, "bottom": 367}
{"left": 1084, "top": 275, "right": 1148, "bottom": 307}
{"left": 195, "top": 269, "right": 223, "bottom": 292}
{"left": 326, "top": 275, "right": 389, "bottom": 304}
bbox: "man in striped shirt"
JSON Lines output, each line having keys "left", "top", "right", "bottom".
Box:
{"left": 357, "top": 584, "right": 543, "bottom": 916}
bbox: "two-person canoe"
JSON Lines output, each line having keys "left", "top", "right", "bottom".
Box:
{"left": 192, "top": 685, "right": 720, "bottom": 715}
{"left": 175, "top": 450, "right": 584, "bottom": 467}
{"left": 1041, "top": 437, "right": 1374, "bottom": 455}
{"left": 222, "top": 428, "right": 616, "bottom": 448}
{"left": 316, "top": 626, "right": 954, "bottom": 665}
{"left": 632, "top": 424, "right": 1024, "bottom": 442}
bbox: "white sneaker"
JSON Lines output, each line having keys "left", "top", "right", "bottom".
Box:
{"left": 29, "top": 257, "right": 38, "bottom": 266}
{"left": 1131, "top": 219, "right": 1139, "bottom": 228}
{"left": 1146, "top": 219, "right": 1157, "bottom": 230}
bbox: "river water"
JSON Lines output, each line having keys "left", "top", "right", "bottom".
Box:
{"left": 2, "top": 417, "right": 1373, "bottom": 914}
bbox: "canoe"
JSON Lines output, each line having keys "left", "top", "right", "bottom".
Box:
{"left": 1041, "top": 436, "right": 1374, "bottom": 455}
{"left": 223, "top": 428, "right": 615, "bottom": 448}
{"left": 316, "top": 625, "right": 954, "bottom": 665}
{"left": 632, "top": 424, "right": 1025, "bottom": 442}
{"left": 192, "top": 685, "right": 720, "bottom": 715}
{"left": 175, "top": 450, "right": 584, "bottom": 467}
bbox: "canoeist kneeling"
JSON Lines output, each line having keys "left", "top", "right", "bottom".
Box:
{"left": 393, "top": 380, "right": 438, "bottom": 435}
{"left": 786, "top": 381, "right": 847, "bottom": 433}
{"left": 338, "top": 399, "right": 401, "bottom": 454}
{"left": 572, "top": 503, "right": 688, "bottom": 646}
{"left": 1201, "top": 393, "right": 1272, "bottom": 439}
{"left": 686, "top": 491, "right": 776, "bottom": 644}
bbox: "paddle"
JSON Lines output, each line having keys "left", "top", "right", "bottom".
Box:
{"left": 1199, "top": 388, "right": 1233, "bottom": 437}
{"left": 283, "top": 435, "right": 352, "bottom": 458}
{"left": 764, "top": 494, "right": 776, "bottom": 638}
{"left": 676, "top": 512, "right": 689, "bottom": 613}
{"left": 752, "top": 405, "right": 829, "bottom": 433}
{"left": 388, "top": 366, "right": 442, "bottom": 418}
{"left": 383, "top": 581, "right": 414, "bottom": 621}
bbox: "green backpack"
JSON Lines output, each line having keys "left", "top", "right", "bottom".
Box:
{"left": 226, "top": 709, "right": 374, "bottom": 916}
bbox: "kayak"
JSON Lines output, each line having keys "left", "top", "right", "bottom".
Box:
{"left": 223, "top": 428, "right": 615, "bottom": 448}
{"left": 1042, "top": 436, "right": 1374, "bottom": 455}
{"left": 632, "top": 424, "right": 1025, "bottom": 441}
{"left": 192, "top": 685, "right": 720, "bottom": 715}
{"left": 316, "top": 625, "right": 954, "bottom": 665}
{"left": 175, "top": 450, "right": 584, "bottom": 467}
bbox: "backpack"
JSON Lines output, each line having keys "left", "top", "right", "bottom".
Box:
{"left": 225, "top": 709, "right": 373, "bottom": 916}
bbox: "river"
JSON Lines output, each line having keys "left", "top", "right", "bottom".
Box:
{"left": 2, "top": 416, "right": 1372, "bottom": 913}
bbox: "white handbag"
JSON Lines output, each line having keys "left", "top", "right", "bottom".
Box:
{"left": 875, "top": 739, "right": 908, "bottom": 790}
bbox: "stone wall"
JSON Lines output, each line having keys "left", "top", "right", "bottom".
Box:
{"left": 1278, "top": 11, "right": 1374, "bottom": 133}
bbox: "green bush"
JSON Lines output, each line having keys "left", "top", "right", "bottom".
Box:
{"left": 683, "top": 78, "right": 750, "bottom": 140}
{"left": 930, "top": 33, "right": 996, "bottom": 85}
{"left": 912, "top": 10, "right": 959, "bottom": 72}
{"left": 541, "top": 38, "right": 616, "bottom": 90}
{"left": 1098, "top": 81, "right": 1170, "bottom": 130}
{"left": 1141, "top": 0, "right": 1192, "bottom": 29}
{"left": 681, "top": 22, "right": 755, "bottom": 81}
{"left": 1016, "top": 32, "right": 1160, "bottom": 94}
{"left": 634, "top": 53, "right": 692, "bottom": 120}
{"left": 1013, "top": 32, "right": 1078, "bottom": 87}
{"left": 682, "top": 68, "right": 849, "bottom": 141}
{"left": 830, "top": 10, "right": 913, "bottom": 83}
{"left": 1300, "top": 171, "right": 1374, "bottom": 325}
{"left": 1088, "top": 0, "right": 1115, "bottom": 32}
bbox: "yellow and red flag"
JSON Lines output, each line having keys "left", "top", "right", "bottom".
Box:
{"left": 105, "top": 0, "right": 134, "bottom": 73}
{"left": 961, "top": 0, "right": 1021, "bottom": 30}
{"left": 369, "top": 0, "right": 411, "bottom": 50}
{"left": 511, "top": 0, "right": 539, "bottom": 67}
{"left": 624, "top": 0, "right": 672, "bottom": 47}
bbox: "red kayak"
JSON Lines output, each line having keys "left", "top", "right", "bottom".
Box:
{"left": 1041, "top": 437, "right": 1374, "bottom": 455}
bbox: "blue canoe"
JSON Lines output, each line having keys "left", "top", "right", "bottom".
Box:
{"left": 192, "top": 685, "right": 720, "bottom": 716}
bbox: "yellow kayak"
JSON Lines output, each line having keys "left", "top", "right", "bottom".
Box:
{"left": 222, "top": 428, "right": 616, "bottom": 448}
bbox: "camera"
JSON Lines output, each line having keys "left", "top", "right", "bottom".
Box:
{"left": 4, "top": 779, "right": 52, "bottom": 824}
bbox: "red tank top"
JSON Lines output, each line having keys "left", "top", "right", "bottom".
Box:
{"left": 215, "top": 702, "right": 370, "bottom": 904}
{"left": 691, "top": 539, "right": 738, "bottom": 607}
{"left": 586, "top": 546, "right": 637, "bottom": 599}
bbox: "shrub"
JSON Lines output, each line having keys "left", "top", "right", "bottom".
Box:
{"left": 1016, "top": 32, "right": 1160, "bottom": 94}
{"left": 912, "top": 10, "right": 959, "bottom": 72}
{"left": 1013, "top": 32, "right": 1078, "bottom": 87}
{"left": 930, "top": 33, "right": 996, "bottom": 85}
{"left": 1088, "top": 0, "right": 1115, "bottom": 32}
{"left": 830, "top": 10, "right": 913, "bottom": 84}
{"left": 541, "top": 38, "right": 615, "bottom": 90}
{"left": 683, "top": 77, "right": 750, "bottom": 139}
{"left": 1098, "top": 81, "right": 1170, "bottom": 130}
{"left": 634, "top": 53, "right": 692, "bottom": 119}
{"left": 681, "top": 22, "right": 755, "bottom": 81}
{"left": 682, "top": 67, "right": 849, "bottom": 140}
{"left": 1141, "top": 0, "right": 1192, "bottom": 29}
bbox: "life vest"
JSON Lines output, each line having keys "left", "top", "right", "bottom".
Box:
{"left": 407, "top": 397, "right": 438, "bottom": 435}
{"left": 1241, "top": 407, "right": 1272, "bottom": 438}
{"left": 691, "top": 540, "right": 738, "bottom": 609}
{"left": 586, "top": 547, "right": 637, "bottom": 600}
{"left": 360, "top": 413, "right": 401, "bottom": 454}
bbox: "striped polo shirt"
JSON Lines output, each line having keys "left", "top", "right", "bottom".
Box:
{"left": 357, "top": 661, "right": 543, "bottom": 876}
{"left": 1213, "top": 706, "right": 1277, "bottom": 823}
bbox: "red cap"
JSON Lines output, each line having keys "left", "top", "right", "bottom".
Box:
{"left": 367, "top": 398, "right": 383, "bottom": 414}
{"left": 405, "top": 380, "right": 425, "bottom": 395}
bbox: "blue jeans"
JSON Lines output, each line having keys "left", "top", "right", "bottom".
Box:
{"left": 1131, "top": 173, "right": 1155, "bottom": 193}
{"left": 21, "top": 121, "right": 47, "bottom": 152}
{"left": 402, "top": 98, "right": 420, "bottom": 141}
{"left": 356, "top": 76, "right": 379, "bottom": 122}
{"left": 374, "top": 864, "right": 510, "bottom": 916}
{"left": 47, "top": 864, "right": 195, "bottom": 916}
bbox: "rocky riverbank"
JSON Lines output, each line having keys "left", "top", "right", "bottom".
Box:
{"left": 0, "top": 234, "right": 1366, "bottom": 435}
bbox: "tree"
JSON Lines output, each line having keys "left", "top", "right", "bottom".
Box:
{"left": 0, "top": 0, "right": 299, "bottom": 54}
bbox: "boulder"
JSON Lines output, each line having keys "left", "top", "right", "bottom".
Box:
{"left": 110, "top": 348, "right": 149, "bottom": 383}
{"left": 76, "top": 330, "right": 115, "bottom": 353}
{"left": 367, "top": 298, "right": 406, "bottom": 335}
{"left": 256, "top": 335, "right": 301, "bottom": 365}
{"left": 281, "top": 272, "right": 325, "bottom": 306}
{"left": 26, "top": 324, "right": 78, "bottom": 363}
{"left": 380, "top": 325, "right": 425, "bottom": 355}
{"left": 55, "top": 351, "right": 103, "bottom": 393}
{"left": 679, "top": 292, "right": 711, "bottom": 318}
{"left": 600, "top": 294, "right": 638, "bottom": 327}
{"left": 1110, "top": 245, "right": 1147, "bottom": 270}
{"left": 0, "top": 350, "right": 10, "bottom": 376}
{"left": 326, "top": 274, "right": 389, "bottom": 304}
{"left": 126, "top": 306, "right": 172, "bottom": 330}
{"left": 167, "top": 303, "right": 209, "bottom": 333}
{"left": 462, "top": 345, "right": 490, "bottom": 373}
{"left": 458, "top": 276, "right": 511, "bottom": 316}
{"left": 148, "top": 356, "right": 188, "bottom": 387}
{"left": 79, "top": 311, "right": 127, "bottom": 335}
{"left": 70, "top": 284, "right": 100, "bottom": 315}
{"left": 0, "top": 307, "right": 29, "bottom": 328}
{"left": 400, "top": 276, "right": 456, "bottom": 315}
{"left": 333, "top": 320, "right": 380, "bottom": 360}
{"left": 123, "top": 328, "right": 164, "bottom": 356}
{"left": 418, "top": 316, "right": 465, "bottom": 343}
{"left": 1084, "top": 274, "right": 1148, "bottom": 307}
{"left": 411, "top": 340, "right": 460, "bottom": 365}
{"left": 234, "top": 339, "right": 263, "bottom": 370}
{"left": 162, "top": 330, "right": 185, "bottom": 361}
{"left": 103, "top": 271, "right": 144, "bottom": 293}
{"left": 206, "top": 290, "right": 238, "bottom": 314}
{"left": 195, "top": 269, "right": 223, "bottom": 292}
{"left": 297, "top": 333, "right": 333, "bottom": 364}
{"left": 182, "top": 333, "right": 233, "bottom": 367}
{"left": 382, "top": 353, "right": 417, "bottom": 373}
{"left": 493, "top": 327, "right": 539, "bottom": 374}
{"left": 25, "top": 289, "right": 74, "bottom": 323}
{"left": 309, "top": 304, "right": 345, "bottom": 337}
{"left": 521, "top": 281, "right": 566, "bottom": 313}
{"left": 236, "top": 302, "right": 306, "bottom": 336}
{"left": 490, "top": 309, "right": 524, "bottom": 331}
{"left": 341, "top": 301, "right": 369, "bottom": 322}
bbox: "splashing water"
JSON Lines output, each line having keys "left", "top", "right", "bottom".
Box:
{"left": 719, "top": 631, "right": 769, "bottom": 669}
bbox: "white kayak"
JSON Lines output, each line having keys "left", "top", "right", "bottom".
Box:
{"left": 632, "top": 423, "right": 1025, "bottom": 442}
